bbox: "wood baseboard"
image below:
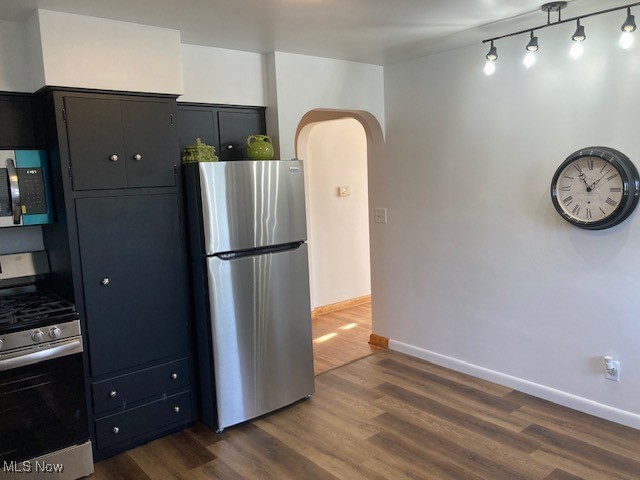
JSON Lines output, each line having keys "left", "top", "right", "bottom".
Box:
{"left": 368, "top": 333, "right": 389, "bottom": 349}
{"left": 311, "top": 295, "right": 371, "bottom": 319}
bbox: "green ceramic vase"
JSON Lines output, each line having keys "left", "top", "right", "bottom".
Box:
{"left": 246, "top": 135, "right": 274, "bottom": 160}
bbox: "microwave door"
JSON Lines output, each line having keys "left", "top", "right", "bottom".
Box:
{"left": 6, "top": 158, "right": 20, "bottom": 225}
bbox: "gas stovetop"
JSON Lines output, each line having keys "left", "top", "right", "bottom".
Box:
{"left": 0, "top": 290, "right": 78, "bottom": 334}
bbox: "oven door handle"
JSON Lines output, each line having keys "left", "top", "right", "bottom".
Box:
{"left": 6, "top": 158, "right": 21, "bottom": 225}
{"left": 0, "top": 339, "right": 83, "bottom": 372}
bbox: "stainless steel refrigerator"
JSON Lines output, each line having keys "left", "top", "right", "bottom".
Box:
{"left": 184, "top": 160, "right": 315, "bottom": 431}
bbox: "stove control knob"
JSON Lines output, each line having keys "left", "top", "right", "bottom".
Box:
{"left": 32, "top": 330, "right": 44, "bottom": 342}
{"left": 49, "top": 327, "right": 62, "bottom": 339}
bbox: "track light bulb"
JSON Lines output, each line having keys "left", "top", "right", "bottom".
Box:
{"left": 526, "top": 34, "right": 539, "bottom": 52}
{"left": 619, "top": 31, "right": 634, "bottom": 49}
{"left": 570, "top": 42, "right": 584, "bottom": 59}
{"left": 483, "top": 60, "right": 496, "bottom": 76}
{"left": 523, "top": 51, "right": 536, "bottom": 68}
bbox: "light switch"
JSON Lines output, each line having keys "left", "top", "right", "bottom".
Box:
{"left": 338, "top": 186, "right": 351, "bottom": 197}
{"left": 374, "top": 208, "right": 387, "bottom": 224}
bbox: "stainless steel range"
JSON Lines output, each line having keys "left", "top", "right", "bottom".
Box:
{"left": 0, "top": 252, "right": 93, "bottom": 479}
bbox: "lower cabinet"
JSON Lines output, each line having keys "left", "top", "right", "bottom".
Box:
{"left": 94, "top": 391, "right": 193, "bottom": 450}
{"left": 74, "top": 192, "right": 194, "bottom": 459}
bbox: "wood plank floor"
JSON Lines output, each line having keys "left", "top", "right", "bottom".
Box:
{"left": 91, "top": 350, "right": 640, "bottom": 480}
{"left": 311, "top": 301, "right": 381, "bottom": 375}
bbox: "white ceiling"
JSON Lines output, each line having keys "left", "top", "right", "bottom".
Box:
{"left": 0, "top": 0, "right": 630, "bottom": 65}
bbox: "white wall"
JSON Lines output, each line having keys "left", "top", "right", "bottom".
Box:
{"left": 180, "top": 44, "right": 266, "bottom": 105}
{"left": 378, "top": 12, "right": 640, "bottom": 427}
{"left": 33, "top": 10, "right": 183, "bottom": 94}
{"left": 271, "top": 52, "right": 385, "bottom": 160}
{"left": 0, "top": 20, "right": 33, "bottom": 92}
{"left": 305, "top": 118, "right": 370, "bottom": 308}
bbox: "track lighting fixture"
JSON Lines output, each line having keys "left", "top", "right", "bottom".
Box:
{"left": 570, "top": 20, "right": 585, "bottom": 59}
{"left": 620, "top": 7, "right": 636, "bottom": 49}
{"left": 483, "top": 41, "right": 497, "bottom": 75}
{"left": 523, "top": 32, "right": 538, "bottom": 68}
{"left": 482, "top": 1, "right": 640, "bottom": 74}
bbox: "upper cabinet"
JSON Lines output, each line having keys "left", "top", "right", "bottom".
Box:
{"left": 64, "top": 96, "right": 178, "bottom": 191}
{"left": 0, "top": 93, "right": 39, "bottom": 149}
{"left": 177, "top": 104, "right": 266, "bottom": 161}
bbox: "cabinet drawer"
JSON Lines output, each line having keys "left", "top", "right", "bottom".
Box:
{"left": 95, "top": 390, "right": 192, "bottom": 450}
{"left": 92, "top": 358, "right": 189, "bottom": 414}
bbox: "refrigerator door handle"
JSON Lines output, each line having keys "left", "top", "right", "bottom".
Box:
{"left": 216, "top": 241, "right": 304, "bottom": 260}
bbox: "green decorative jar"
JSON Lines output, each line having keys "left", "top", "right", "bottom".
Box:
{"left": 246, "top": 135, "right": 274, "bottom": 160}
{"left": 181, "top": 138, "right": 218, "bottom": 163}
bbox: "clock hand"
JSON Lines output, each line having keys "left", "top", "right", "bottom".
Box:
{"left": 590, "top": 169, "right": 611, "bottom": 190}
{"left": 579, "top": 173, "right": 592, "bottom": 192}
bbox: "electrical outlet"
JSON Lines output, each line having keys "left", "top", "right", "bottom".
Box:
{"left": 374, "top": 208, "right": 387, "bottom": 224}
{"left": 606, "top": 360, "right": 621, "bottom": 382}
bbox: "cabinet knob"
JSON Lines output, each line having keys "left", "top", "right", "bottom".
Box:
{"left": 110, "top": 390, "right": 117, "bottom": 398}
{"left": 101, "top": 277, "right": 110, "bottom": 286}
{"left": 227, "top": 145, "right": 233, "bottom": 150}
{"left": 171, "top": 373, "right": 178, "bottom": 380}
{"left": 134, "top": 154, "right": 142, "bottom": 161}
{"left": 112, "top": 427, "right": 120, "bottom": 434}
{"left": 110, "top": 154, "right": 118, "bottom": 162}
{"left": 173, "top": 406, "right": 180, "bottom": 413}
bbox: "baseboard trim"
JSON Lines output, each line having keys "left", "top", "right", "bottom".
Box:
{"left": 369, "top": 333, "right": 389, "bottom": 349}
{"left": 311, "top": 295, "right": 371, "bottom": 318}
{"left": 389, "top": 339, "right": 640, "bottom": 430}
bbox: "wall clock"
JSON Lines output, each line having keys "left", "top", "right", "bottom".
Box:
{"left": 550, "top": 146, "right": 640, "bottom": 230}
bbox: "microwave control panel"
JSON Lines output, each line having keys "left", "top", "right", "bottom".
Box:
{"left": 0, "top": 150, "right": 53, "bottom": 227}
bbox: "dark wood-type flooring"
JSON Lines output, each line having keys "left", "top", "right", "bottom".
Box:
{"left": 311, "top": 301, "right": 380, "bottom": 375}
{"left": 91, "top": 350, "right": 640, "bottom": 479}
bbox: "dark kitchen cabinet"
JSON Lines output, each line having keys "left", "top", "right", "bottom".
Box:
{"left": 65, "top": 96, "right": 177, "bottom": 190}
{"left": 76, "top": 194, "right": 189, "bottom": 377}
{"left": 177, "top": 103, "right": 266, "bottom": 161}
{"left": 0, "top": 93, "right": 39, "bottom": 148}
{"left": 39, "top": 88, "right": 195, "bottom": 461}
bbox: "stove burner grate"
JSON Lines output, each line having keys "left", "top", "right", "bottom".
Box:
{"left": 0, "top": 291, "right": 77, "bottom": 326}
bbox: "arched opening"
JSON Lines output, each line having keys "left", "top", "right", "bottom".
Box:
{"left": 295, "top": 109, "right": 384, "bottom": 374}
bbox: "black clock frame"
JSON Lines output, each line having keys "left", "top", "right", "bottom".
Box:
{"left": 551, "top": 146, "right": 640, "bottom": 230}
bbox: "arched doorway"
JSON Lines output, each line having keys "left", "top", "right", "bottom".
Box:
{"left": 295, "top": 109, "right": 384, "bottom": 374}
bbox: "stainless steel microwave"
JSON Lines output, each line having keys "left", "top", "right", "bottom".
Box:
{"left": 0, "top": 150, "right": 53, "bottom": 228}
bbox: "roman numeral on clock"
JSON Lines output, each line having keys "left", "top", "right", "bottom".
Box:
{"left": 587, "top": 159, "right": 594, "bottom": 170}
{"left": 610, "top": 187, "right": 622, "bottom": 192}
{"left": 574, "top": 164, "right": 583, "bottom": 174}
{"left": 607, "top": 173, "right": 618, "bottom": 181}
{"left": 563, "top": 196, "right": 573, "bottom": 206}
{"left": 606, "top": 197, "right": 618, "bottom": 207}
{"left": 560, "top": 186, "right": 571, "bottom": 191}
{"left": 572, "top": 204, "right": 581, "bottom": 216}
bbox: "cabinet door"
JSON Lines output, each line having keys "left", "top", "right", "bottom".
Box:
{"left": 76, "top": 194, "right": 189, "bottom": 377}
{"left": 122, "top": 100, "right": 176, "bottom": 188}
{"left": 65, "top": 97, "right": 127, "bottom": 191}
{"left": 177, "top": 108, "right": 217, "bottom": 154}
{"left": 0, "top": 95, "right": 36, "bottom": 148}
{"left": 218, "top": 110, "right": 264, "bottom": 161}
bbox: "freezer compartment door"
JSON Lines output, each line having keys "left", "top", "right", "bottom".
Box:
{"left": 206, "top": 243, "right": 314, "bottom": 429}
{"left": 199, "top": 160, "right": 307, "bottom": 255}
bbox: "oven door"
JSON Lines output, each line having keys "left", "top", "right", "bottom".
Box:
{"left": 0, "top": 338, "right": 89, "bottom": 463}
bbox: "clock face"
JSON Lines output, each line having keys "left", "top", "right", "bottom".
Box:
{"left": 551, "top": 147, "right": 640, "bottom": 230}
{"left": 554, "top": 157, "right": 624, "bottom": 224}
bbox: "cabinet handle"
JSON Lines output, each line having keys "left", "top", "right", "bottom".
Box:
{"left": 112, "top": 427, "right": 120, "bottom": 434}
{"left": 101, "top": 277, "right": 110, "bottom": 286}
{"left": 227, "top": 145, "right": 233, "bottom": 150}
{"left": 134, "top": 154, "right": 142, "bottom": 161}
{"left": 110, "top": 154, "right": 118, "bottom": 162}
{"left": 173, "top": 406, "right": 180, "bottom": 413}
{"left": 109, "top": 390, "right": 117, "bottom": 398}
{"left": 171, "top": 373, "right": 178, "bottom": 380}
